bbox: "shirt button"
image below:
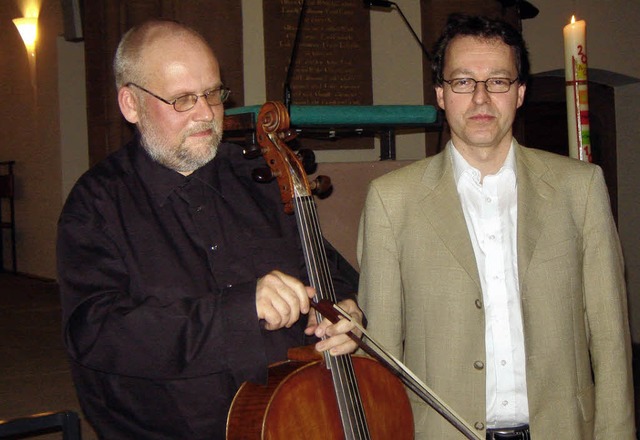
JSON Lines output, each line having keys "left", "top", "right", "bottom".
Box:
{"left": 486, "top": 197, "right": 492, "bottom": 203}
{"left": 473, "top": 361, "right": 484, "bottom": 370}
{"left": 226, "top": 283, "right": 233, "bottom": 288}
{"left": 502, "top": 400, "right": 509, "bottom": 406}
{"left": 488, "top": 234, "right": 496, "bottom": 240}
{"left": 474, "top": 421, "right": 485, "bottom": 430}
{"left": 211, "top": 244, "right": 218, "bottom": 251}
{"left": 475, "top": 299, "right": 483, "bottom": 309}
{"left": 196, "top": 206, "right": 203, "bottom": 212}
{"left": 501, "top": 360, "right": 507, "bottom": 366}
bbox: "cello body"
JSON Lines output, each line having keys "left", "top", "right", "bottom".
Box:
{"left": 227, "top": 353, "right": 414, "bottom": 439}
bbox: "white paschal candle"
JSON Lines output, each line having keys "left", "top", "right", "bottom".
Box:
{"left": 563, "top": 15, "right": 592, "bottom": 162}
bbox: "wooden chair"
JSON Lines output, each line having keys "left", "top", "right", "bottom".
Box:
{"left": 0, "top": 161, "right": 16, "bottom": 273}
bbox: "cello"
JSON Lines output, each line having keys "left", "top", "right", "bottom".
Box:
{"left": 226, "top": 101, "right": 414, "bottom": 439}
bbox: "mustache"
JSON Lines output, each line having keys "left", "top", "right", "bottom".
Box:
{"left": 184, "top": 120, "right": 221, "bottom": 137}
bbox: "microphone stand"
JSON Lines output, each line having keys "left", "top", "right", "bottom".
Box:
{"left": 365, "top": 0, "right": 431, "bottom": 60}
{"left": 284, "top": 0, "right": 308, "bottom": 113}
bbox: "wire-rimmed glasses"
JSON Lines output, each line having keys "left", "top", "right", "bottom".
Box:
{"left": 442, "top": 78, "right": 518, "bottom": 94}
{"left": 127, "top": 82, "right": 231, "bottom": 112}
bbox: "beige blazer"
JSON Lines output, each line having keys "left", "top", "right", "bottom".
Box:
{"left": 357, "top": 141, "right": 635, "bottom": 439}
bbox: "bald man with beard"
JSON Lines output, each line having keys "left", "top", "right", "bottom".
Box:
{"left": 57, "top": 20, "right": 363, "bottom": 440}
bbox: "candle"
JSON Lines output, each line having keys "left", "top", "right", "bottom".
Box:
{"left": 563, "top": 16, "right": 592, "bottom": 162}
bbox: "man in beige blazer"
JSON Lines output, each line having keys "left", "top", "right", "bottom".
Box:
{"left": 357, "top": 14, "right": 635, "bottom": 440}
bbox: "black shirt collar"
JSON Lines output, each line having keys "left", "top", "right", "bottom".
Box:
{"left": 128, "top": 138, "right": 218, "bottom": 207}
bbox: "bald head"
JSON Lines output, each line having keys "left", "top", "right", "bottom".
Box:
{"left": 114, "top": 20, "right": 217, "bottom": 89}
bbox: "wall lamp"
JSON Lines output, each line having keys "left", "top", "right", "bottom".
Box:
{"left": 13, "top": 16, "right": 38, "bottom": 90}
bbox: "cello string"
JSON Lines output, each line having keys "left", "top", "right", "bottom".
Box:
{"left": 310, "top": 197, "right": 371, "bottom": 439}
{"left": 292, "top": 197, "right": 352, "bottom": 434}
{"left": 292, "top": 197, "right": 354, "bottom": 425}
{"left": 292, "top": 196, "right": 326, "bottom": 339}
{"left": 294, "top": 196, "right": 322, "bottom": 299}
{"left": 306, "top": 197, "right": 335, "bottom": 302}
{"left": 295, "top": 195, "right": 370, "bottom": 439}
{"left": 301, "top": 197, "right": 367, "bottom": 439}
{"left": 303, "top": 196, "right": 369, "bottom": 438}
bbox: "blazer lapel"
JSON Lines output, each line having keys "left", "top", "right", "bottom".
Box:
{"left": 515, "top": 143, "right": 556, "bottom": 290}
{"left": 419, "top": 145, "right": 481, "bottom": 290}
{"left": 415, "top": 143, "right": 557, "bottom": 294}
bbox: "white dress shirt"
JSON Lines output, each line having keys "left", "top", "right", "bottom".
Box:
{"left": 451, "top": 142, "right": 529, "bottom": 428}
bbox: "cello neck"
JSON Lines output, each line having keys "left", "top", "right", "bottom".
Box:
{"left": 254, "top": 101, "right": 372, "bottom": 439}
{"left": 293, "top": 195, "right": 336, "bottom": 305}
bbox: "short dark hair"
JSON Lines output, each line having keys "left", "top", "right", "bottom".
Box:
{"left": 431, "top": 14, "right": 530, "bottom": 86}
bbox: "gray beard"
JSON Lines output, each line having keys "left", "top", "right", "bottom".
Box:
{"left": 139, "top": 120, "right": 222, "bottom": 173}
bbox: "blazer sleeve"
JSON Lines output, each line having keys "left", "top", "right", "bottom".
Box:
{"left": 357, "top": 181, "right": 405, "bottom": 359}
{"left": 582, "top": 167, "right": 635, "bottom": 437}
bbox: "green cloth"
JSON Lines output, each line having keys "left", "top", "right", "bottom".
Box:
{"left": 225, "top": 104, "right": 438, "bottom": 126}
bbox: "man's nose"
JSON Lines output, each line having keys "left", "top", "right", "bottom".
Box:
{"left": 191, "top": 97, "right": 214, "bottom": 121}
{"left": 472, "top": 82, "right": 491, "bottom": 104}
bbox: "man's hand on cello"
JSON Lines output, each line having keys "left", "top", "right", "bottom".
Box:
{"left": 306, "top": 298, "right": 364, "bottom": 356}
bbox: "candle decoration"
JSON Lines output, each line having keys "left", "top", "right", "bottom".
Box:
{"left": 563, "top": 15, "right": 592, "bottom": 162}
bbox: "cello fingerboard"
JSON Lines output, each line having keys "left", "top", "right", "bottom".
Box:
{"left": 294, "top": 194, "right": 372, "bottom": 440}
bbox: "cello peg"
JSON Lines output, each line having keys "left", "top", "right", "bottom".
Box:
{"left": 281, "top": 129, "right": 298, "bottom": 143}
{"left": 252, "top": 167, "right": 275, "bottom": 183}
{"left": 242, "top": 138, "right": 262, "bottom": 159}
{"left": 297, "top": 148, "right": 317, "bottom": 175}
{"left": 310, "top": 175, "right": 332, "bottom": 199}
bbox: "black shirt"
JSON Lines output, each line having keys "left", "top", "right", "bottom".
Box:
{"left": 57, "top": 139, "right": 355, "bottom": 439}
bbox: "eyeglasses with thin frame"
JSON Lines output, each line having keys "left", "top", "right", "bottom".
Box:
{"left": 127, "top": 82, "right": 231, "bottom": 112}
{"left": 442, "top": 78, "right": 518, "bottom": 94}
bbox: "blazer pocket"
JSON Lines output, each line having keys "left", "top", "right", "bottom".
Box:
{"left": 577, "top": 384, "right": 595, "bottom": 422}
{"left": 531, "top": 236, "right": 579, "bottom": 264}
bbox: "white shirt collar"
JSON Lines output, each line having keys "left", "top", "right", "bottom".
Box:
{"left": 451, "top": 140, "right": 517, "bottom": 186}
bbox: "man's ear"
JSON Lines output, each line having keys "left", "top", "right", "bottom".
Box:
{"left": 118, "top": 86, "right": 140, "bottom": 124}
{"left": 435, "top": 85, "right": 445, "bottom": 110}
{"left": 516, "top": 83, "right": 527, "bottom": 109}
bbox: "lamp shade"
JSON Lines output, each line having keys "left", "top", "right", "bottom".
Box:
{"left": 13, "top": 16, "right": 38, "bottom": 55}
